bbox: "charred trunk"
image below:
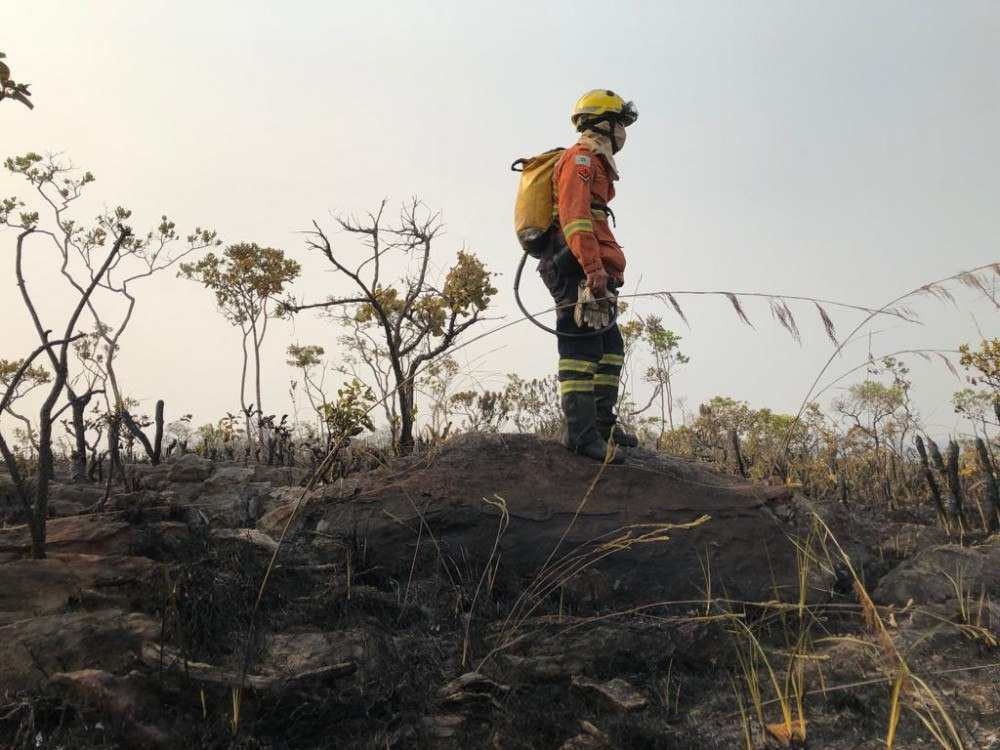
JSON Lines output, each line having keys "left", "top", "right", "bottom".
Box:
{"left": 915, "top": 435, "right": 946, "bottom": 521}
{"left": 943, "top": 439, "right": 965, "bottom": 521}
{"left": 102, "top": 415, "right": 122, "bottom": 509}
{"left": 974, "top": 437, "right": 999, "bottom": 532}
{"left": 729, "top": 429, "right": 747, "bottom": 479}
{"left": 120, "top": 402, "right": 164, "bottom": 465}
{"left": 68, "top": 389, "right": 92, "bottom": 482}
{"left": 152, "top": 400, "right": 164, "bottom": 463}
{"left": 397, "top": 381, "right": 416, "bottom": 455}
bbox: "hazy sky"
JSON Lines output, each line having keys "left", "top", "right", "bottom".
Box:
{"left": 2, "top": 1, "right": 998, "bottom": 436}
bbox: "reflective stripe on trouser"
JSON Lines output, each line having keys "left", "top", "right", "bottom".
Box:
{"left": 594, "top": 354, "right": 623, "bottom": 393}
{"left": 595, "top": 353, "right": 624, "bottom": 430}
{"left": 559, "top": 357, "right": 597, "bottom": 395}
{"left": 594, "top": 354, "right": 623, "bottom": 388}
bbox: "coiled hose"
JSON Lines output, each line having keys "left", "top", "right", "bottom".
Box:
{"left": 513, "top": 250, "right": 618, "bottom": 338}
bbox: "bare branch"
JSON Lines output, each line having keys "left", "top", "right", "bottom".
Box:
{"left": 0, "top": 333, "right": 84, "bottom": 414}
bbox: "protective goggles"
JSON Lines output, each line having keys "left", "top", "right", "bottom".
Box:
{"left": 618, "top": 101, "right": 638, "bottom": 126}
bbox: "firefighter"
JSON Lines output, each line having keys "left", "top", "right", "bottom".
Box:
{"left": 539, "top": 89, "right": 639, "bottom": 462}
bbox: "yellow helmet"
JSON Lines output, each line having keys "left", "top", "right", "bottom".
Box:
{"left": 571, "top": 89, "right": 638, "bottom": 130}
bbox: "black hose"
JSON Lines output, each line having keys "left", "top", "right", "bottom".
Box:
{"left": 513, "top": 250, "right": 618, "bottom": 338}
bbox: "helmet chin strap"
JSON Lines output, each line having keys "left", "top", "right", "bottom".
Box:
{"left": 595, "top": 124, "right": 620, "bottom": 153}
{"left": 580, "top": 115, "right": 622, "bottom": 153}
{"left": 608, "top": 126, "right": 623, "bottom": 154}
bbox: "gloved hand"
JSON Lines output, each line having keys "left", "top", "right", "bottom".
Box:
{"left": 586, "top": 267, "right": 610, "bottom": 299}
{"left": 575, "top": 282, "right": 615, "bottom": 330}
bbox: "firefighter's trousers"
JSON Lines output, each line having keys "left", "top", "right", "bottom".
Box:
{"left": 538, "top": 249, "right": 624, "bottom": 447}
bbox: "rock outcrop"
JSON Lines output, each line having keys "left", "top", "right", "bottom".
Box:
{"left": 291, "top": 434, "right": 801, "bottom": 606}
{"left": 2, "top": 435, "right": 998, "bottom": 748}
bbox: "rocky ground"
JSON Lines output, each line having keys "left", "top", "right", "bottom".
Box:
{"left": 1, "top": 433, "right": 998, "bottom": 749}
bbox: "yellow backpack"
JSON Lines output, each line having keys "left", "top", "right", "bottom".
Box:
{"left": 511, "top": 147, "right": 564, "bottom": 257}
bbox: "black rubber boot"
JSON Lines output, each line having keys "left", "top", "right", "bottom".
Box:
{"left": 595, "top": 391, "right": 639, "bottom": 448}
{"left": 603, "top": 424, "right": 640, "bottom": 449}
{"left": 562, "top": 391, "right": 623, "bottom": 464}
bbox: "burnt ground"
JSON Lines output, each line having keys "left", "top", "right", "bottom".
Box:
{"left": 1, "top": 433, "right": 999, "bottom": 749}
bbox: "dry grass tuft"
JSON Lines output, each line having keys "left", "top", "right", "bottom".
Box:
{"left": 770, "top": 298, "right": 802, "bottom": 344}
{"left": 814, "top": 302, "right": 838, "bottom": 345}
{"left": 810, "top": 509, "right": 966, "bottom": 749}
{"left": 461, "top": 494, "right": 510, "bottom": 667}
{"left": 725, "top": 293, "right": 755, "bottom": 329}
{"left": 661, "top": 291, "right": 689, "bottom": 326}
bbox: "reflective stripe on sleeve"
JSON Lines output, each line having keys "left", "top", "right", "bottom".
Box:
{"left": 562, "top": 218, "right": 594, "bottom": 240}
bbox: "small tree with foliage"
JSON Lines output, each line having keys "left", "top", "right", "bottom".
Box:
{"left": 182, "top": 242, "right": 300, "bottom": 444}
{"left": 285, "top": 199, "right": 496, "bottom": 454}
{"left": 502, "top": 373, "right": 562, "bottom": 437}
{"left": 321, "top": 379, "right": 376, "bottom": 442}
{"left": 960, "top": 338, "right": 1000, "bottom": 393}
{"left": 0, "top": 358, "right": 49, "bottom": 455}
{"left": 418, "top": 356, "right": 462, "bottom": 441}
{"left": 956, "top": 339, "right": 999, "bottom": 514}
{"left": 450, "top": 389, "right": 510, "bottom": 433}
{"left": 0, "top": 51, "right": 33, "bottom": 109}
{"left": 637, "top": 317, "right": 689, "bottom": 438}
{"left": 286, "top": 343, "right": 331, "bottom": 440}
{"left": 958, "top": 338, "right": 1000, "bottom": 434}
{"left": 0, "top": 213, "right": 132, "bottom": 557}
{"left": 4, "top": 153, "right": 217, "bottom": 474}
{"left": 832, "top": 358, "right": 921, "bottom": 504}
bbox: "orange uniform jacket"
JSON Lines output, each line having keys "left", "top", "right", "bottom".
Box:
{"left": 552, "top": 143, "right": 626, "bottom": 282}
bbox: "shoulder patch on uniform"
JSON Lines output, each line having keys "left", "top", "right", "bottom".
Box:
{"left": 575, "top": 154, "right": 591, "bottom": 166}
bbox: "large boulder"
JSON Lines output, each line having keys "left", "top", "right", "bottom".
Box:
{"left": 0, "top": 608, "right": 158, "bottom": 691}
{"left": 0, "top": 514, "right": 134, "bottom": 557}
{"left": 48, "top": 482, "right": 107, "bottom": 508}
{"left": 0, "top": 515, "right": 190, "bottom": 561}
{"left": 125, "top": 463, "right": 172, "bottom": 490}
{"left": 166, "top": 453, "right": 214, "bottom": 483}
{"left": 257, "top": 497, "right": 300, "bottom": 539}
{"left": 195, "top": 465, "right": 273, "bottom": 526}
{"left": 126, "top": 458, "right": 308, "bottom": 528}
{"left": 250, "top": 463, "right": 309, "bottom": 486}
{"left": 297, "top": 434, "right": 801, "bottom": 606}
{"left": 0, "top": 554, "right": 159, "bottom": 624}
{"left": 0, "top": 557, "right": 82, "bottom": 625}
{"left": 873, "top": 541, "right": 1000, "bottom": 609}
